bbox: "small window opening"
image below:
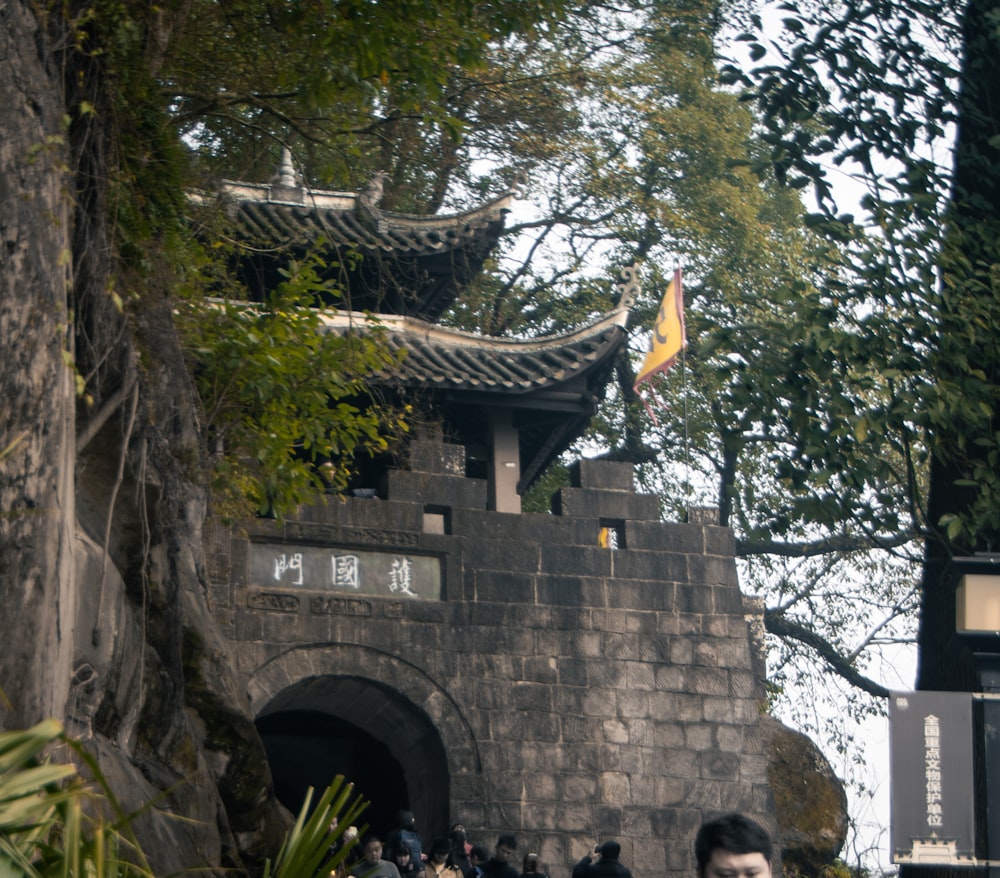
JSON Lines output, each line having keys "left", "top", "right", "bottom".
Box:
{"left": 424, "top": 505, "right": 451, "bottom": 535}
{"left": 598, "top": 520, "right": 625, "bottom": 550}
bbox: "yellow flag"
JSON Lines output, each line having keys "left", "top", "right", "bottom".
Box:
{"left": 633, "top": 268, "right": 685, "bottom": 391}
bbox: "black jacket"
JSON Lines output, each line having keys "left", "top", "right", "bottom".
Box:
{"left": 481, "top": 860, "right": 519, "bottom": 878}
{"left": 572, "top": 856, "right": 633, "bottom": 878}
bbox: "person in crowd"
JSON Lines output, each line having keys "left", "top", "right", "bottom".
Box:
{"left": 571, "top": 841, "right": 632, "bottom": 878}
{"left": 386, "top": 810, "right": 425, "bottom": 864}
{"left": 480, "top": 835, "right": 519, "bottom": 878}
{"left": 395, "top": 845, "right": 425, "bottom": 878}
{"left": 450, "top": 823, "right": 473, "bottom": 878}
{"left": 326, "top": 821, "right": 360, "bottom": 878}
{"left": 470, "top": 844, "right": 490, "bottom": 878}
{"left": 425, "top": 837, "right": 464, "bottom": 878}
{"left": 694, "top": 813, "right": 773, "bottom": 878}
{"left": 352, "top": 835, "right": 402, "bottom": 878}
{"left": 520, "top": 852, "right": 548, "bottom": 878}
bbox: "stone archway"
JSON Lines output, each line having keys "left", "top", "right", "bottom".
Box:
{"left": 249, "top": 644, "right": 480, "bottom": 843}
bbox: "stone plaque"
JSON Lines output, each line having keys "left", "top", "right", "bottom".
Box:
{"left": 248, "top": 591, "right": 300, "bottom": 613}
{"left": 250, "top": 542, "right": 442, "bottom": 600}
{"left": 310, "top": 596, "right": 374, "bottom": 616}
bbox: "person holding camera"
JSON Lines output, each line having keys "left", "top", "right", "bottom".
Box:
{"left": 571, "top": 841, "right": 632, "bottom": 878}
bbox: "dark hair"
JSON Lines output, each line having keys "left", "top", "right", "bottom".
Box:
{"left": 471, "top": 846, "right": 490, "bottom": 862}
{"left": 599, "top": 842, "right": 620, "bottom": 861}
{"left": 363, "top": 834, "right": 383, "bottom": 848}
{"left": 694, "top": 814, "right": 772, "bottom": 875}
{"left": 497, "top": 835, "right": 518, "bottom": 851}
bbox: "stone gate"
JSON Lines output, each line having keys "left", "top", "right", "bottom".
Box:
{"left": 206, "top": 439, "right": 774, "bottom": 878}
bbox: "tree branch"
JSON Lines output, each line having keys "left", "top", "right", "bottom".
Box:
{"left": 737, "top": 530, "right": 919, "bottom": 558}
{"left": 764, "top": 610, "right": 891, "bottom": 698}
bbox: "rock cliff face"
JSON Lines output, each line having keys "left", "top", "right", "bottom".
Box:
{"left": 2, "top": 6, "right": 290, "bottom": 871}
{"left": 68, "top": 302, "right": 291, "bottom": 874}
{"left": 0, "top": 0, "right": 77, "bottom": 731}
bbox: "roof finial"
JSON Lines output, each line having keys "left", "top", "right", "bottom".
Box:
{"left": 360, "top": 170, "right": 389, "bottom": 212}
{"left": 615, "top": 262, "right": 641, "bottom": 310}
{"left": 273, "top": 146, "right": 299, "bottom": 189}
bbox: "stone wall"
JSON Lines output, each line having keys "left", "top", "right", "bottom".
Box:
{"left": 207, "top": 439, "right": 776, "bottom": 878}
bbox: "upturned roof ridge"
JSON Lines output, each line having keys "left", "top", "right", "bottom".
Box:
{"left": 316, "top": 303, "right": 629, "bottom": 350}
{"left": 202, "top": 174, "right": 518, "bottom": 229}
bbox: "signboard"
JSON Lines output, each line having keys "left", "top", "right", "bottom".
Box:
{"left": 890, "top": 690, "right": 975, "bottom": 865}
{"left": 250, "top": 542, "right": 442, "bottom": 600}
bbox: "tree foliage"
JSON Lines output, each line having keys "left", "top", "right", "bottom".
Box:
{"left": 174, "top": 243, "right": 408, "bottom": 520}
{"left": 428, "top": 0, "right": 922, "bottom": 717}
{"left": 719, "top": 0, "right": 1000, "bottom": 704}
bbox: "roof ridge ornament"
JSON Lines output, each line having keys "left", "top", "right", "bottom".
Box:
{"left": 615, "top": 263, "right": 641, "bottom": 311}
{"left": 272, "top": 146, "right": 299, "bottom": 189}
{"left": 357, "top": 170, "right": 390, "bottom": 233}
{"left": 269, "top": 146, "right": 304, "bottom": 203}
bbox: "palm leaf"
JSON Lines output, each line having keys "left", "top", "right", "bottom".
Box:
{"left": 263, "top": 776, "right": 369, "bottom": 878}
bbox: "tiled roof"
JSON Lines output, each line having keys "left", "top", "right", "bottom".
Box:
{"left": 196, "top": 176, "right": 514, "bottom": 321}
{"left": 219, "top": 181, "right": 513, "bottom": 255}
{"left": 193, "top": 157, "right": 642, "bottom": 491}
{"left": 325, "top": 310, "right": 628, "bottom": 394}
{"left": 321, "top": 304, "right": 633, "bottom": 490}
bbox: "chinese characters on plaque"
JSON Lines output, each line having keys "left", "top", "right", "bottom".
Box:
{"left": 251, "top": 543, "right": 441, "bottom": 600}
{"left": 890, "top": 690, "right": 975, "bottom": 866}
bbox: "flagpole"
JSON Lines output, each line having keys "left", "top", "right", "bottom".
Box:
{"left": 679, "top": 269, "right": 691, "bottom": 518}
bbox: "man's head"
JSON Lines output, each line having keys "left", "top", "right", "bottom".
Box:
{"left": 494, "top": 836, "right": 517, "bottom": 862}
{"left": 430, "top": 838, "right": 451, "bottom": 864}
{"left": 470, "top": 845, "right": 489, "bottom": 867}
{"left": 362, "top": 836, "right": 384, "bottom": 865}
{"left": 598, "top": 842, "right": 620, "bottom": 861}
{"left": 694, "top": 814, "right": 773, "bottom": 878}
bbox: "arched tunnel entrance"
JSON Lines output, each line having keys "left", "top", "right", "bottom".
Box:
{"left": 255, "top": 674, "right": 451, "bottom": 844}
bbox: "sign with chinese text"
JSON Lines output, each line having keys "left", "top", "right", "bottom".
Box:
{"left": 250, "top": 542, "right": 442, "bottom": 600}
{"left": 890, "top": 690, "right": 975, "bottom": 865}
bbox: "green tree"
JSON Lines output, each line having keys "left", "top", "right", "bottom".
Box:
{"left": 438, "top": 0, "right": 919, "bottom": 711}
{"left": 723, "top": 0, "right": 1000, "bottom": 701}
{"left": 431, "top": 9, "right": 927, "bottom": 858}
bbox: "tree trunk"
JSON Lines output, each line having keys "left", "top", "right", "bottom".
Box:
{"left": 911, "top": 4, "right": 1000, "bottom": 876}
{"left": 917, "top": 0, "right": 1000, "bottom": 693}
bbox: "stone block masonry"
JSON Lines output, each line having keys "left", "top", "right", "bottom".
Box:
{"left": 210, "top": 439, "right": 776, "bottom": 878}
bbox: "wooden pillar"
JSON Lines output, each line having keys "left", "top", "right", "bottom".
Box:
{"left": 488, "top": 409, "right": 521, "bottom": 514}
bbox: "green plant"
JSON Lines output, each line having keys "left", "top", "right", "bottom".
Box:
{"left": 262, "top": 778, "right": 368, "bottom": 878}
{"left": 0, "top": 719, "right": 154, "bottom": 878}
{"left": 0, "top": 717, "right": 369, "bottom": 878}
{"left": 175, "top": 242, "right": 409, "bottom": 521}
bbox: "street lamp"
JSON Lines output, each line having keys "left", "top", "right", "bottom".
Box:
{"left": 956, "top": 556, "right": 1000, "bottom": 640}
{"left": 953, "top": 554, "right": 1000, "bottom": 878}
